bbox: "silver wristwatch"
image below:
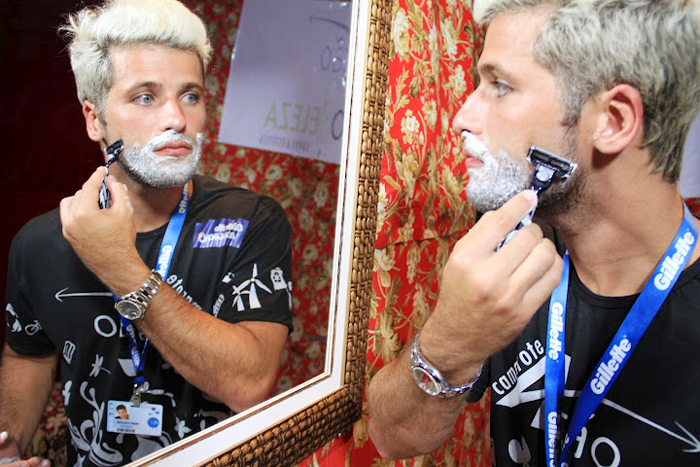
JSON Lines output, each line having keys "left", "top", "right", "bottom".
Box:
{"left": 114, "top": 271, "right": 163, "bottom": 320}
{"left": 410, "top": 333, "right": 482, "bottom": 398}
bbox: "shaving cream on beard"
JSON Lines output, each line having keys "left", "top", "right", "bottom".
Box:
{"left": 119, "top": 130, "right": 204, "bottom": 189}
{"left": 462, "top": 131, "right": 531, "bottom": 212}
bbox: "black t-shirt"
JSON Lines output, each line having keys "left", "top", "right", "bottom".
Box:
{"left": 5, "top": 175, "right": 293, "bottom": 466}
{"left": 469, "top": 233, "right": 700, "bottom": 466}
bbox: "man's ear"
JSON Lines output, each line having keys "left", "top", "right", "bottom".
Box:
{"left": 82, "top": 100, "right": 106, "bottom": 143}
{"left": 592, "top": 84, "right": 643, "bottom": 155}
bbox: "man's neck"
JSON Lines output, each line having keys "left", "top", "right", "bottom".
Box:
{"left": 547, "top": 179, "right": 698, "bottom": 297}
{"left": 115, "top": 172, "right": 192, "bottom": 233}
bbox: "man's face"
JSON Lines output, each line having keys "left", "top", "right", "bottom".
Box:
{"left": 99, "top": 45, "right": 206, "bottom": 188}
{"left": 452, "top": 11, "right": 585, "bottom": 213}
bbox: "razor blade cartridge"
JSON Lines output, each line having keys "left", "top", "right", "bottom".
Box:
{"left": 526, "top": 146, "right": 577, "bottom": 193}
{"left": 105, "top": 139, "right": 124, "bottom": 162}
{"left": 497, "top": 146, "right": 577, "bottom": 250}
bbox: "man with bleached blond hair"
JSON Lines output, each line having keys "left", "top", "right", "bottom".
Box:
{"left": 369, "top": 0, "right": 700, "bottom": 465}
{"left": 0, "top": 1, "right": 292, "bottom": 465}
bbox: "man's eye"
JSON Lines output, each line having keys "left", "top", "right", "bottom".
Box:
{"left": 134, "top": 94, "right": 153, "bottom": 104}
{"left": 183, "top": 93, "right": 200, "bottom": 104}
{"left": 493, "top": 81, "right": 512, "bottom": 97}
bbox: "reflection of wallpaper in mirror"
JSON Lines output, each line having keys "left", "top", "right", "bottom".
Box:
{"left": 184, "top": 0, "right": 337, "bottom": 395}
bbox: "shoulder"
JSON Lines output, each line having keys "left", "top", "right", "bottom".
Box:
{"left": 191, "top": 175, "right": 289, "bottom": 223}
{"left": 7, "top": 209, "right": 70, "bottom": 275}
{"left": 10, "top": 209, "right": 63, "bottom": 249}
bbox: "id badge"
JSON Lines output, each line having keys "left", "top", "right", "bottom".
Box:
{"left": 107, "top": 400, "right": 163, "bottom": 437}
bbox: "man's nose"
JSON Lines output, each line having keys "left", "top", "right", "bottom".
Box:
{"left": 451, "top": 86, "right": 484, "bottom": 136}
{"left": 160, "top": 98, "right": 186, "bottom": 133}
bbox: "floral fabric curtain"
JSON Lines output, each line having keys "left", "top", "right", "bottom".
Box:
{"left": 352, "top": 0, "right": 493, "bottom": 465}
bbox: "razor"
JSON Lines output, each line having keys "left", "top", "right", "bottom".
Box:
{"left": 98, "top": 139, "right": 124, "bottom": 209}
{"left": 498, "top": 146, "right": 577, "bottom": 248}
{"left": 526, "top": 146, "right": 577, "bottom": 194}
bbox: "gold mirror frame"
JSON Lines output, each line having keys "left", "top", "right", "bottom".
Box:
{"left": 128, "top": 0, "right": 391, "bottom": 465}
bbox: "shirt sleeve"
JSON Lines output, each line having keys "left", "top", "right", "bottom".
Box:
{"left": 213, "top": 196, "right": 293, "bottom": 333}
{"left": 4, "top": 223, "right": 56, "bottom": 356}
{"left": 466, "top": 358, "right": 490, "bottom": 403}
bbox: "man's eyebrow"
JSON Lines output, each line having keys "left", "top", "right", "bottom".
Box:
{"left": 124, "top": 81, "right": 161, "bottom": 94}
{"left": 181, "top": 82, "right": 206, "bottom": 93}
{"left": 478, "top": 62, "right": 506, "bottom": 78}
{"left": 122, "top": 81, "right": 205, "bottom": 94}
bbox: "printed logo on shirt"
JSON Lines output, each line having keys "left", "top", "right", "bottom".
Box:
{"left": 5, "top": 303, "right": 22, "bottom": 333}
{"left": 63, "top": 340, "right": 76, "bottom": 364}
{"left": 192, "top": 218, "right": 249, "bottom": 249}
{"left": 165, "top": 274, "right": 202, "bottom": 310}
{"left": 231, "top": 264, "right": 271, "bottom": 311}
{"left": 491, "top": 345, "right": 700, "bottom": 465}
{"left": 225, "top": 264, "right": 291, "bottom": 312}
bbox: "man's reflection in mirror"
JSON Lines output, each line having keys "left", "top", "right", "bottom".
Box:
{"left": 0, "top": 0, "right": 293, "bottom": 465}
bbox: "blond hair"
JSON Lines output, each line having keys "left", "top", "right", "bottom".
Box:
{"left": 62, "top": 0, "right": 211, "bottom": 120}
{"left": 476, "top": 0, "right": 700, "bottom": 183}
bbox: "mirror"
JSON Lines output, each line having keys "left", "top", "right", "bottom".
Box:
{"left": 0, "top": 0, "right": 388, "bottom": 464}
{"left": 127, "top": 0, "right": 390, "bottom": 465}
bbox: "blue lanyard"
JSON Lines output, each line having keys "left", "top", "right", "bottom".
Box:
{"left": 544, "top": 204, "right": 697, "bottom": 467}
{"left": 115, "top": 185, "right": 189, "bottom": 392}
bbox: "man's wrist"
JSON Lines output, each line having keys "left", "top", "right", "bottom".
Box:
{"left": 417, "top": 324, "right": 485, "bottom": 386}
{"left": 410, "top": 333, "right": 483, "bottom": 398}
{"left": 109, "top": 267, "right": 154, "bottom": 298}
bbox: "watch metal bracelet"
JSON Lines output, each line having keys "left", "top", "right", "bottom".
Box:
{"left": 114, "top": 270, "right": 163, "bottom": 320}
{"left": 410, "top": 332, "right": 483, "bottom": 398}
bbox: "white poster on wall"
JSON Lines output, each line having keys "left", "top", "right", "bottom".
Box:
{"left": 680, "top": 113, "right": 700, "bottom": 198}
{"left": 218, "top": 0, "right": 351, "bottom": 164}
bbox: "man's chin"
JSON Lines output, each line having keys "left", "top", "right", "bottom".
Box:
{"left": 466, "top": 181, "right": 527, "bottom": 213}
{"left": 124, "top": 167, "right": 197, "bottom": 189}
{"left": 466, "top": 192, "right": 513, "bottom": 213}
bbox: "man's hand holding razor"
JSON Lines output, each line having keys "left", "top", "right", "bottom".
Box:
{"left": 417, "top": 191, "right": 564, "bottom": 386}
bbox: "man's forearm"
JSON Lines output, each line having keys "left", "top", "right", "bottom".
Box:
{"left": 135, "top": 286, "right": 288, "bottom": 413}
{"left": 0, "top": 347, "right": 56, "bottom": 455}
{"left": 368, "top": 348, "right": 471, "bottom": 460}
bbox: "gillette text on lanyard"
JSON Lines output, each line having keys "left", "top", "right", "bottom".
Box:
{"left": 544, "top": 205, "right": 697, "bottom": 467}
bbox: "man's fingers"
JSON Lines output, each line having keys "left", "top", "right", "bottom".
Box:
{"left": 493, "top": 221, "right": 545, "bottom": 275}
{"left": 517, "top": 240, "right": 564, "bottom": 312}
{"left": 60, "top": 168, "right": 106, "bottom": 219}
{"left": 5, "top": 458, "right": 51, "bottom": 467}
{"left": 80, "top": 167, "right": 108, "bottom": 199}
{"left": 105, "top": 177, "right": 132, "bottom": 212}
{"left": 465, "top": 191, "right": 538, "bottom": 253}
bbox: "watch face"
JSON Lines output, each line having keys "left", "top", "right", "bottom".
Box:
{"left": 413, "top": 367, "right": 441, "bottom": 396}
{"left": 116, "top": 300, "right": 144, "bottom": 320}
